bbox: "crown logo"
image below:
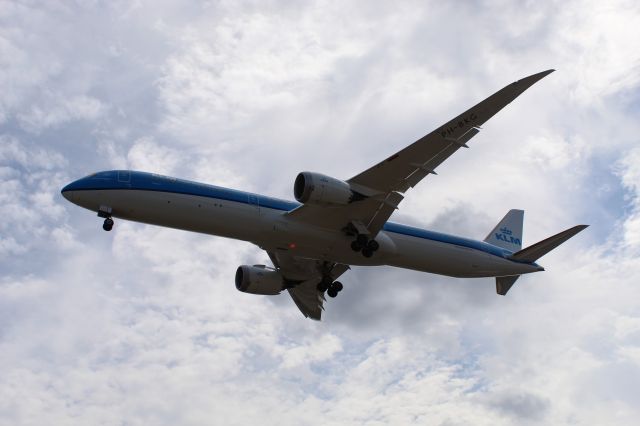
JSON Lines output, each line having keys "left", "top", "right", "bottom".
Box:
{"left": 500, "top": 227, "right": 512, "bottom": 235}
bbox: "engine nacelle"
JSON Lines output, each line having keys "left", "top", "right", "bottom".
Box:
{"left": 294, "top": 172, "right": 358, "bottom": 206}
{"left": 235, "top": 265, "right": 284, "bottom": 295}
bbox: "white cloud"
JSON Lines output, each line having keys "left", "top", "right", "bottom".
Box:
{"left": 126, "top": 137, "right": 183, "bottom": 174}
{"left": 0, "top": 136, "right": 71, "bottom": 259}
{"left": 1, "top": 1, "right": 640, "bottom": 425}
{"left": 615, "top": 147, "right": 640, "bottom": 250}
{"left": 17, "top": 94, "right": 106, "bottom": 133}
{"left": 554, "top": 1, "right": 640, "bottom": 104}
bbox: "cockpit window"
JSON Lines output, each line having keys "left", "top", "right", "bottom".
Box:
{"left": 90, "top": 171, "right": 116, "bottom": 179}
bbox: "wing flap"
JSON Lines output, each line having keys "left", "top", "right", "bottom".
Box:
{"left": 449, "top": 126, "right": 480, "bottom": 147}
{"left": 288, "top": 280, "right": 325, "bottom": 320}
{"left": 268, "top": 250, "right": 350, "bottom": 320}
{"left": 366, "top": 192, "right": 404, "bottom": 234}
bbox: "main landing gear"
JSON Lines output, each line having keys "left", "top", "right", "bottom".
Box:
{"left": 350, "top": 234, "right": 380, "bottom": 258}
{"left": 344, "top": 221, "right": 380, "bottom": 258}
{"left": 317, "top": 279, "right": 344, "bottom": 298}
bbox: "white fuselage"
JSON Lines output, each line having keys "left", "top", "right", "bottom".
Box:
{"left": 61, "top": 171, "right": 542, "bottom": 278}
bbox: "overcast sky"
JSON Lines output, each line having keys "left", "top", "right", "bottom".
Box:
{"left": 1, "top": 1, "right": 640, "bottom": 425}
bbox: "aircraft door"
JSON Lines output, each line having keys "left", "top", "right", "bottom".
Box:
{"left": 248, "top": 194, "right": 260, "bottom": 214}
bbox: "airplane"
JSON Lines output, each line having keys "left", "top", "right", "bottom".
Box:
{"left": 61, "top": 69, "right": 587, "bottom": 320}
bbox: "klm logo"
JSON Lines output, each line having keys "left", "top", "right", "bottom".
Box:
{"left": 495, "top": 227, "right": 521, "bottom": 245}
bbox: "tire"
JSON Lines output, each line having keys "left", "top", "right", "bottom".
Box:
{"left": 333, "top": 281, "right": 343, "bottom": 292}
{"left": 362, "top": 248, "right": 373, "bottom": 258}
{"left": 317, "top": 280, "right": 330, "bottom": 292}
{"left": 327, "top": 288, "right": 338, "bottom": 298}
{"left": 351, "top": 241, "right": 362, "bottom": 252}
{"left": 103, "top": 218, "right": 114, "bottom": 231}
{"left": 367, "top": 240, "right": 379, "bottom": 251}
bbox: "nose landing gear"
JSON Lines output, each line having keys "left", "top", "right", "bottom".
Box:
{"left": 98, "top": 205, "right": 114, "bottom": 232}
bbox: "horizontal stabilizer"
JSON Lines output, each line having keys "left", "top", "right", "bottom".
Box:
{"left": 496, "top": 275, "right": 520, "bottom": 295}
{"left": 509, "top": 225, "right": 588, "bottom": 263}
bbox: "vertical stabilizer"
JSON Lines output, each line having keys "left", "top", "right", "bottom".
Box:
{"left": 484, "top": 209, "right": 524, "bottom": 251}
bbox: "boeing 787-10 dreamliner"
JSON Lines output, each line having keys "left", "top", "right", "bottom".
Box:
{"left": 62, "top": 69, "right": 587, "bottom": 320}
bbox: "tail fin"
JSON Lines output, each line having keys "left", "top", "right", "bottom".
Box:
{"left": 484, "top": 209, "right": 524, "bottom": 251}
{"left": 509, "top": 225, "right": 589, "bottom": 263}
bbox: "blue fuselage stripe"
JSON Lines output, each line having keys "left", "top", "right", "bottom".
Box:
{"left": 62, "top": 170, "right": 513, "bottom": 259}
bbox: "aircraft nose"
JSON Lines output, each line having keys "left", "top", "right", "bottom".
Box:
{"left": 61, "top": 181, "right": 79, "bottom": 203}
{"left": 61, "top": 189, "right": 74, "bottom": 202}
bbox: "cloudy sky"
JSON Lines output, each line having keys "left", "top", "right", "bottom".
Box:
{"left": 2, "top": 0, "right": 640, "bottom": 424}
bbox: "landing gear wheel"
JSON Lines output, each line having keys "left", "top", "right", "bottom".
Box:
{"left": 327, "top": 288, "right": 338, "bottom": 298}
{"left": 362, "top": 248, "right": 373, "bottom": 258}
{"left": 366, "top": 240, "right": 379, "bottom": 252}
{"left": 102, "top": 217, "right": 114, "bottom": 231}
{"left": 333, "top": 281, "right": 343, "bottom": 292}
{"left": 316, "top": 280, "right": 331, "bottom": 292}
{"left": 352, "top": 233, "right": 370, "bottom": 252}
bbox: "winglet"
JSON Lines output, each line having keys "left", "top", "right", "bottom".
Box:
{"left": 512, "top": 69, "right": 555, "bottom": 90}
{"left": 518, "top": 69, "right": 555, "bottom": 83}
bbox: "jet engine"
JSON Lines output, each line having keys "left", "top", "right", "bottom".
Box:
{"left": 294, "top": 172, "right": 362, "bottom": 206}
{"left": 235, "top": 265, "right": 284, "bottom": 295}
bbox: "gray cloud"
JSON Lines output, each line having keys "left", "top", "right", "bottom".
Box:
{"left": 490, "top": 392, "right": 550, "bottom": 421}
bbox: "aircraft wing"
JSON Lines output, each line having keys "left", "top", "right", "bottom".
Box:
{"left": 348, "top": 70, "right": 554, "bottom": 194}
{"left": 287, "top": 70, "right": 554, "bottom": 236}
{"left": 268, "top": 250, "right": 349, "bottom": 320}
